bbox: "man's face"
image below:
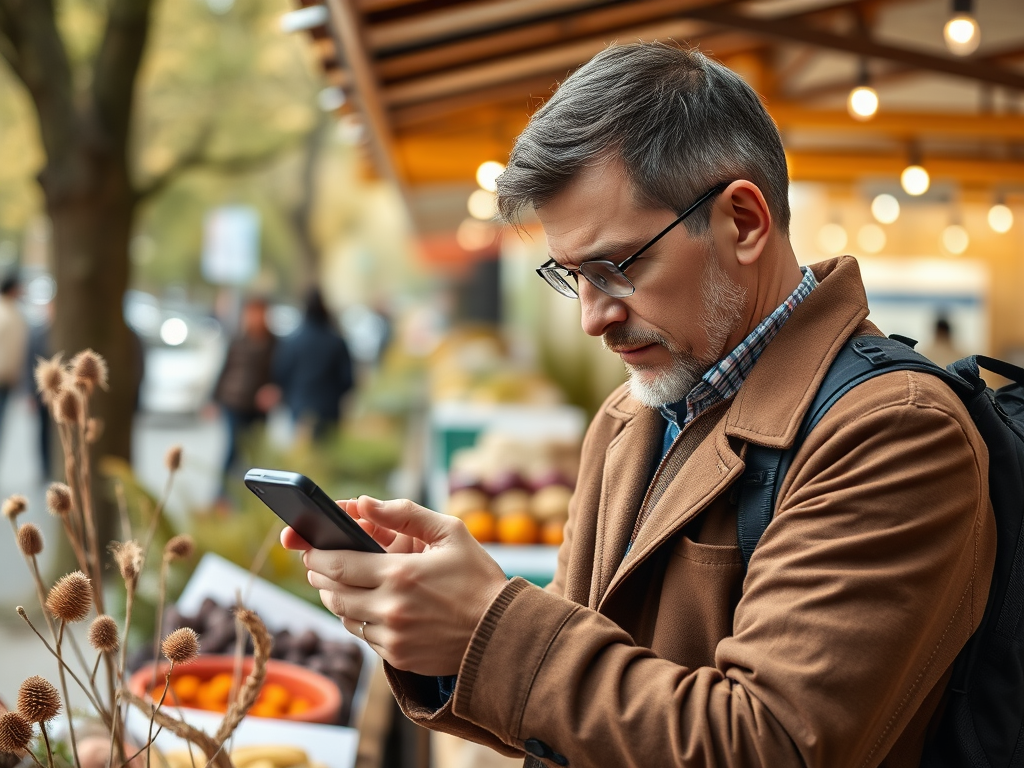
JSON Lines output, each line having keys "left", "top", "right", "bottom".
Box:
{"left": 536, "top": 159, "right": 747, "bottom": 407}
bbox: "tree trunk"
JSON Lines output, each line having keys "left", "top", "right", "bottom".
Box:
{"left": 46, "top": 142, "right": 136, "bottom": 551}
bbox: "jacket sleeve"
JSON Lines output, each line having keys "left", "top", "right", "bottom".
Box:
{"left": 388, "top": 372, "right": 995, "bottom": 768}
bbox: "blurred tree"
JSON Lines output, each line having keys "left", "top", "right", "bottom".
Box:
{"left": 0, "top": 0, "right": 321, "bottom": 541}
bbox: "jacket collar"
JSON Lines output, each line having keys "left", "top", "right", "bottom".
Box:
{"left": 602, "top": 255, "right": 871, "bottom": 450}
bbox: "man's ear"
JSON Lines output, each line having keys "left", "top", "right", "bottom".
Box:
{"left": 715, "top": 181, "right": 772, "bottom": 267}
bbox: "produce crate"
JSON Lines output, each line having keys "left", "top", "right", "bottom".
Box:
{"left": 126, "top": 552, "right": 374, "bottom": 768}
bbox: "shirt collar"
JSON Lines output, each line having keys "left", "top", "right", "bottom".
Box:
{"left": 660, "top": 266, "right": 818, "bottom": 429}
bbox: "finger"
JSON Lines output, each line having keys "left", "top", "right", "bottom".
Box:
{"left": 304, "top": 548, "right": 386, "bottom": 589}
{"left": 280, "top": 527, "right": 312, "bottom": 551}
{"left": 354, "top": 496, "right": 455, "bottom": 546}
{"left": 313, "top": 579, "right": 378, "bottom": 622}
{"left": 341, "top": 617, "right": 380, "bottom": 650}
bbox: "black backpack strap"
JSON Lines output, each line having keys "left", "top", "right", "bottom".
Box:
{"left": 737, "top": 336, "right": 970, "bottom": 568}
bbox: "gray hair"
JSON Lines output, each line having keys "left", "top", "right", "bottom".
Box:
{"left": 496, "top": 41, "right": 791, "bottom": 235}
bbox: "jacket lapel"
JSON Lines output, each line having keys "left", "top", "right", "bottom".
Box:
{"left": 599, "top": 423, "right": 743, "bottom": 610}
{"left": 587, "top": 398, "right": 662, "bottom": 608}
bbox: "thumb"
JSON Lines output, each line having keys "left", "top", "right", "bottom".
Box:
{"left": 354, "top": 496, "right": 454, "bottom": 545}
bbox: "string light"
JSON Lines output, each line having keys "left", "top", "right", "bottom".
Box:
{"left": 475, "top": 161, "right": 505, "bottom": 193}
{"left": 901, "top": 164, "right": 930, "bottom": 196}
{"left": 942, "top": 224, "right": 969, "bottom": 255}
{"left": 857, "top": 224, "right": 886, "bottom": 254}
{"left": 817, "top": 223, "right": 848, "bottom": 255}
{"left": 944, "top": 0, "right": 980, "bottom": 56}
{"left": 467, "top": 189, "right": 497, "bottom": 220}
{"left": 871, "top": 194, "right": 900, "bottom": 224}
{"left": 847, "top": 60, "right": 878, "bottom": 121}
{"left": 988, "top": 203, "right": 1013, "bottom": 233}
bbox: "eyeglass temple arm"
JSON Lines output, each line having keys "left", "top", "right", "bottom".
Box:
{"left": 616, "top": 181, "right": 730, "bottom": 273}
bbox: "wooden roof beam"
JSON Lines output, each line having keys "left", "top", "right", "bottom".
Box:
{"left": 787, "top": 149, "right": 1024, "bottom": 185}
{"left": 324, "top": 0, "right": 410, "bottom": 197}
{"left": 769, "top": 104, "right": 1024, "bottom": 140}
{"left": 368, "top": 0, "right": 732, "bottom": 54}
{"left": 376, "top": 0, "right": 722, "bottom": 82}
{"left": 382, "top": 18, "right": 712, "bottom": 108}
{"left": 686, "top": 4, "right": 1024, "bottom": 91}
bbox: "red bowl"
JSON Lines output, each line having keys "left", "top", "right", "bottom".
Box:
{"left": 128, "top": 655, "right": 341, "bottom": 725}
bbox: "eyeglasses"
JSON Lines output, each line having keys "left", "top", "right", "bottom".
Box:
{"left": 536, "top": 181, "right": 731, "bottom": 299}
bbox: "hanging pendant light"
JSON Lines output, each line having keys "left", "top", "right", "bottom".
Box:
{"left": 944, "top": 0, "right": 980, "bottom": 56}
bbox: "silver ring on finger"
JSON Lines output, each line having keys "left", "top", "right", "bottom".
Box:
{"left": 360, "top": 620, "right": 367, "bottom": 640}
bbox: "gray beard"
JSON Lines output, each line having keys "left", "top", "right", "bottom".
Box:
{"left": 605, "top": 255, "right": 746, "bottom": 409}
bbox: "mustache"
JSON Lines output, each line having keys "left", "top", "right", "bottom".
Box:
{"left": 602, "top": 325, "right": 672, "bottom": 352}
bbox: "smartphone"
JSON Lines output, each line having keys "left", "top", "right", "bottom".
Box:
{"left": 244, "top": 468, "right": 385, "bottom": 553}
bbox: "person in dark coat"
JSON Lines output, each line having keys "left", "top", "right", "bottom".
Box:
{"left": 213, "top": 296, "right": 278, "bottom": 499}
{"left": 273, "top": 288, "right": 354, "bottom": 441}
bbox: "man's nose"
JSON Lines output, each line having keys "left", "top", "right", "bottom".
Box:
{"left": 579, "top": 278, "right": 627, "bottom": 337}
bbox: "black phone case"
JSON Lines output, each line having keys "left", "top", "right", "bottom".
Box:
{"left": 244, "top": 468, "right": 385, "bottom": 553}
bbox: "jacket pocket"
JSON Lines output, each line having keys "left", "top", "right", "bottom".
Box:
{"left": 650, "top": 536, "right": 745, "bottom": 669}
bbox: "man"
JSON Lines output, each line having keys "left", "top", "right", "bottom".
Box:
{"left": 272, "top": 287, "right": 354, "bottom": 441}
{"left": 212, "top": 296, "right": 278, "bottom": 504}
{"left": 0, "top": 274, "right": 28, "bottom": 443}
{"left": 284, "top": 43, "right": 994, "bottom": 767}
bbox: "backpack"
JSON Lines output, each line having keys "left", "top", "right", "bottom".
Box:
{"left": 736, "top": 334, "right": 1024, "bottom": 768}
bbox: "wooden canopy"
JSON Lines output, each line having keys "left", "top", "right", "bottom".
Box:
{"left": 297, "top": 0, "right": 1024, "bottom": 213}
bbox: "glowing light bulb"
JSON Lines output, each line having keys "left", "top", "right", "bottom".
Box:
{"left": 160, "top": 317, "right": 188, "bottom": 346}
{"left": 988, "top": 204, "right": 1013, "bottom": 233}
{"left": 871, "top": 194, "right": 900, "bottom": 224}
{"left": 901, "top": 165, "right": 930, "bottom": 196}
{"left": 944, "top": 14, "right": 980, "bottom": 56}
{"left": 475, "top": 161, "right": 505, "bottom": 193}
{"left": 942, "top": 224, "right": 969, "bottom": 255}
{"left": 817, "top": 223, "right": 848, "bottom": 255}
{"left": 847, "top": 86, "right": 879, "bottom": 120}
{"left": 857, "top": 224, "right": 886, "bottom": 254}
{"left": 467, "top": 189, "right": 497, "bottom": 220}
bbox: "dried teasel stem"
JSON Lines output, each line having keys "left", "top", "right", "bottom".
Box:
{"left": 142, "top": 447, "right": 183, "bottom": 558}
{"left": 7, "top": 516, "right": 56, "bottom": 640}
{"left": 145, "top": 660, "right": 177, "bottom": 768}
{"left": 152, "top": 536, "right": 196, "bottom": 688}
{"left": 72, "top": 394, "right": 104, "bottom": 614}
{"left": 15, "top": 608, "right": 104, "bottom": 715}
{"left": 123, "top": 691, "right": 233, "bottom": 768}
{"left": 51, "top": 622, "right": 81, "bottom": 768}
{"left": 214, "top": 609, "right": 272, "bottom": 747}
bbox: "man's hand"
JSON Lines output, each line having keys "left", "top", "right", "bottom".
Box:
{"left": 279, "top": 496, "right": 509, "bottom": 676}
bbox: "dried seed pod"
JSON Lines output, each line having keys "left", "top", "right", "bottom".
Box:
{"left": 33, "top": 353, "right": 65, "bottom": 406}
{"left": 70, "top": 350, "right": 108, "bottom": 394}
{"left": 45, "top": 571, "right": 93, "bottom": 623}
{"left": 54, "top": 390, "right": 81, "bottom": 425}
{"left": 45, "top": 483, "right": 72, "bottom": 517}
{"left": 165, "top": 445, "right": 182, "bottom": 472}
{"left": 111, "top": 541, "right": 144, "bottom": 585}
{"left": 163, "top": 534, "right": 195, "bottom": 562}
{"left": 0, "top": 710, "right": 33, "bottom": 752}
{"left": 1, "top": 495, "right": 27, "bottom": 520}
{"left": 17, "top": 676, "right": 61, "bottom": 723}
{"left": 162, "top": 628, "right": 200, "bottom": 665}
{"left": 16, "top": 524, "right": 43, "bottom": 557}
{"left": 88, "top": 615, "right": 120, "bottom": 654}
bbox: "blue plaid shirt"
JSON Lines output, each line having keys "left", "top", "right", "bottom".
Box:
{"left": 659, "top": 267, "right": 818, "bottom": 455}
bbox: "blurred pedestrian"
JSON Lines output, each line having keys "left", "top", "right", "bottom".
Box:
{"left": 0, "top": 273, "right": 28, "bottom": 443}
{"left": 920, "top": 315, "right": 965, "bottom": 369}
{"left": 212, "top": 296, "right": 279, "bottom": 502}
{"left": 274, "top": 288, "right": 354, "bottom": 441}
{"left": 25, "top": 301, "right": 53, "bottom": 479}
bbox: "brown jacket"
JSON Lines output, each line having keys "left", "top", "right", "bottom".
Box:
{"left": 387, "top": 256, "right": 996, "bottom": 768}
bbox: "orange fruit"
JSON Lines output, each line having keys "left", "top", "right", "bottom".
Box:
{"left": 462, "top": 510, "right": 498, "bottom": 543}
{"left": 173, "top": 674, "right": 201, "bottom": 703}
{"left": 288, "top": 698, "right": 312, "bottom": 716}
{"left": 258, "top": 682, "right": 291, "bottom": 710}
{"left": 497, "top": 512, "right": 540, "bottom": 545}
{"left": 248, "top": 701, "right": 281, "bottom": 719}
{"left": 540, "top": 520, "right": 564, "bottom": 546}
